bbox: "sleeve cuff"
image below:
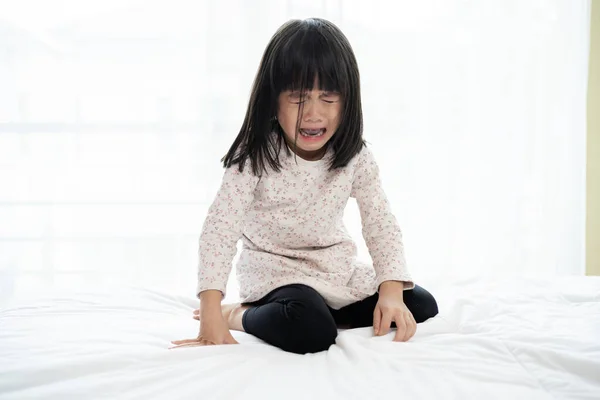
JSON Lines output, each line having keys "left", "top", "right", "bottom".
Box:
{"left": 196, "top": 282, "right": 226, "bottom": 300}
{"left": 376, "top": 274, "right": 415, "bottom": 291}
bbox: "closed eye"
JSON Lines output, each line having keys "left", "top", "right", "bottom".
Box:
{"left": 288, "top": 92, "right": 306, "bottom": 104}
{"left": 287, "top": 91, "right": 340, "bottom": 104}
{"left": 321, "top": 92, "right": 340, "bottom": 103}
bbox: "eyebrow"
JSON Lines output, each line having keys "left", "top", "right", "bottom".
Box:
{"left": 288, "top": 90, "right": 339, "bottom": 95}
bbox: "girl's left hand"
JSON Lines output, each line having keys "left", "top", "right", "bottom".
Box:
{"left": 373, "top": 281, "right": 417, "bottom": 342}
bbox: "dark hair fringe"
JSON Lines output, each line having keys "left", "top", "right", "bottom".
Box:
{"left": 222, "top": 18, "right": 365, "bottom": 176}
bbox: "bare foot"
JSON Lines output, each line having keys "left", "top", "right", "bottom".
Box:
{"left": 193, "top": 303, "right": 249, "bottom": 332}
{"left": 222, "top": 303, "right": 249, "bottom": 332}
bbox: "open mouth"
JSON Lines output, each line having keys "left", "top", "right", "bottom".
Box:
{"left": 299, "top": 128, "right": 326, "bottom": 137}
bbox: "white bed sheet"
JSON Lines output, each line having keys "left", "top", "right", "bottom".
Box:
{"left": 1, "top": 276, "right": 599, "bottom": 400}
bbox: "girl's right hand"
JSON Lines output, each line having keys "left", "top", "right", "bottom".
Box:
{"left": 170, "top": 304, "right": 238, "bottom": 348}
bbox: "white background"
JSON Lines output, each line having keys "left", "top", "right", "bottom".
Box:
{"left": 0, "top": 0, "right": 590, "bottom": 305}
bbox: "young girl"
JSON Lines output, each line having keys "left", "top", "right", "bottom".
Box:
{"left": 171, "top": 18, "right": 438, "bottom": 355}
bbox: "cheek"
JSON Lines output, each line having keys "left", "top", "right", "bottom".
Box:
{"left": 329, "top": 108, "right": 342, "bottom": 128}
{"left": 330, "top": 103, "right": 342, "bottom": 118}
{"left": 278, "top": 108, "right": 299, "bottom": 134}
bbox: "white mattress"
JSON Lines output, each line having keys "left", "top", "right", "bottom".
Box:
{"left": 1, "top": 276, "right": 599, "bottom": 400}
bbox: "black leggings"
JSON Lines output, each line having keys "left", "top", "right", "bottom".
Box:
{"left": 242, "top": 284, "right": 438, "bottom": 354}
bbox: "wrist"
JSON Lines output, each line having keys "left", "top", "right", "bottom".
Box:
{"left": 379, "top": 280, "right": 405, "bottom": 293}
{"left": 199, "top": 290, "right": 223, "bottom": 312}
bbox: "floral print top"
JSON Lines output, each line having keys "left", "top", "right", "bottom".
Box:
{"left": 196, "top": 142, "right": 413, "bottom": 309}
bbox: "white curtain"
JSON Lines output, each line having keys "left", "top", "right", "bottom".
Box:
{"left": 0, "top": 0, "right": 589, "bottom": 306}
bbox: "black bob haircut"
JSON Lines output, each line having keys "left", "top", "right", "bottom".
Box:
{"left": 222, "top": 18, "right": 365, "bottom": 176}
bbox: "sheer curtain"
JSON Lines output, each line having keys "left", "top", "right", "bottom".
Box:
{"left": 0, "top": 0, "right": 589, "bottom": 306}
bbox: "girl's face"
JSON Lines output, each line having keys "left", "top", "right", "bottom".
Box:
{"left": 277, "top": 79, "right": 341, "bottom": 161}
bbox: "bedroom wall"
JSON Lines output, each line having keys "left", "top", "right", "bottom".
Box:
{"left": 588, "top": 1, "right": 600, "bottom": 276}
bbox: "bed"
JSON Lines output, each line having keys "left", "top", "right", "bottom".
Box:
{"left": 1, "top": 276, "right": 599, "bottom": 399}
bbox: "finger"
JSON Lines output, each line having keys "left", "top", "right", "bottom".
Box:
{"left": 169, "top": 337, "right": 216, "bottom": 349}
{"left": 393, "top": 315, "right": 407, "bottom": 342}
{"left": 192, "top": 315, "right": 199, "bottom": 320}
{"left": 169, "top": 341, "right": 203, "bottom": 349}
{"left": 193, "top": 309, "right": 199, "bottom": 315}
{"left": 406, "top": 314, "right": 417, "bottom": 341}
{"left": 169, "top": 339, "right": 201, "bottom": 348}
{"left": 373, "top": 305, "right": 382, "bottom": 335}
{"left": 169, "top": 343, "right": 193, "bottom": 349}
{"left": 402, "top": 313, "right": 415, "bottom": 341}
{"left": 379, "top": 310, "right": 393, "bottom": 336}
{"left": 171, "top": 338, "right": 198, "bottom": 345}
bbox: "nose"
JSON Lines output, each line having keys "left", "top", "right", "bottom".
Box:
{"left": 301, "top": 98, "right": 323, "bottom": 122}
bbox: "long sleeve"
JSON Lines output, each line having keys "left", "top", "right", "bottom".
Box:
{"left": 196, "top": 162, "right": 260, "bottom": 298}
{"left": 351, "top": 146, "right": 414, "bottom": 290}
